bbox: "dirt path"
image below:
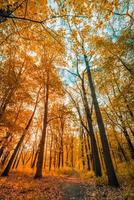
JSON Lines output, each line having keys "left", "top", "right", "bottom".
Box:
{"left": 60, "top": 176, "right": 124, "bottom": 200}
{"left": 61, "top": 176, "right": 87, "bottom": 200}
{"left": 0, "top": 173, "right": 128, "bottom": 200}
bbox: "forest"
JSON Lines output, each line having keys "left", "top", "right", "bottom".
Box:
{"left": 0, "top": 0, "right": 134, "bottom": 199}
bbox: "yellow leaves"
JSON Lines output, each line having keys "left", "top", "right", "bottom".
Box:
{"left": 0, "top": 0, "right": 16, "bottom": 8}
{"left": 91, "top": 36, "right": 103, "bottom": 46}
{"left": 71, "top": 17, "right": 82, "bottom": 25}
{"left": 105, "top": 14, "right": 110, "bottom": 21}
{"left": 81, "top": 25, "right": 91, "bottom": 37}
{"left": 68, "top": 0, "right": 91, "bottom": 15}
{"left": 95, "top": 21, "right": 103, "bottom": 29}
{"left": 114, "top": 0, "right": 120, "bottom": 8}
{"left": 90, "top": 50, "right": 95, "bottom": 56}
{"left": 71, "top": 29, "right": 78, "bottom": 39}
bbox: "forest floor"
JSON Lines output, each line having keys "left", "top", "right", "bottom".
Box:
{"left": 0, "top": 172, "right": 134, "bottom": 200}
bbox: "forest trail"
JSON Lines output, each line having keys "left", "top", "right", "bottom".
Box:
{"left": 0, "top": 172, "right": 89, "bottom": 200}
{"left": 0, "top": 172, "right": 132, "bottom": 200}
{"left": 61, "top": 176, "right": 87, "bottom": 200}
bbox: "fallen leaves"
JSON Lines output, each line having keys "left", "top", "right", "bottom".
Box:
{"left": 0, "top": 173, "right": 63, "bottom": 200}
{"left": 0, "top": 173, "right": 133, "bottom": 200}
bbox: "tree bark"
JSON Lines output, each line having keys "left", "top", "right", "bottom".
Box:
{"left": 81, "top": 76, "right": 102, "bottom": 176}
{"left": 84, "top": 54, "right": 119, "bottom": 187}
{"left": 34, "top": 71, "right": 49, "bottom": 178}
{"left": 1, "top": 87, "right": 40, "bottom": 176}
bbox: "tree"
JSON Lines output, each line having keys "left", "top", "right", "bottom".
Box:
{"left": 1, "top": 87, "right": 41, "bottom": 176}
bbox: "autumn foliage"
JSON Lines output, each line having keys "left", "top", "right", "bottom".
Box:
{"left": 0, "top": 0, "right": 134, "bottom": 199}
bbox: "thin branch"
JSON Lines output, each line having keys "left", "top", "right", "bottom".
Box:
{"left": 0, "top": 14, "right": 88, "bottom": 24}
{"left": 24, "top": 0, "right": 29, "bottom": 18}
{"left": 64, "top": 68, "right": 78, "bottom": 77}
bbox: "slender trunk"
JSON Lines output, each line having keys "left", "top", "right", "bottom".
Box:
{"left": 84, "top": 54, "right": 119, "bottom": 187}
{"left": 1, "top": 133, "right": 25, "bottom": 176}
{"left": 60, "top": 118, "right": 64, "bottom": 168}
{"left": 96, "top": 132, "right": 105, "bottom": 172}
{"left": 83, "top": 131, "right": 91, "bottom": 171}
{"left": 44, "top": 132, "right": 49, "bottom": 169}
{"left": 108, "top": 138, "right": 118, "bottom": 171}
{"left": 85, "top": 132, "right": 94, "bottom": 171}
{"left": 61, "top": 138, "right": 64, "bottom": 168}
{"left": 118, "top": 113, "right": 134, "bottom": 159}
{"left": 65, "top": 145, "right": 69, "bottom": 167}
{"left": 15, "top": 149, "right": 23, "bottom": 169}
{"left": 34, "top": 72, "right": 49, "bottom": 178}
{"left": 1, "top": 151, "right": 9, "bottom": 166}
{"left": 80, "top": 128, "right": 86, "bottom": 170}
{"left": 53, "top": 136, "right": 57, "bottom": 169}
{"left": 30, "top": 147, "right": 35, "bottom": 167}
{"left": 81, "top": 76, "right": 102, "bottom": 176}
{"left": 0, "top": 146, "right": 4, "bottom": 159}
{"left": 58, "top": 151, "right": 61, "bottom": 168}
{"left": 12, "top": 147, "right": 21, "bottom": 169}
{"left": 71, "top": 136, "right": 74, "bottom": 168}
{"left": 31, "top": 150, "right": 38, "bottom": 168}
{"left": 113, "top": 128, "right": 128, "bottom": 162}
{"left": 24, "top": 153, "right": 32, "bottom": 166}
{"left": 0, "top": 132, "right": 11, "bottom": 159}
{"left": 1, "top": 88, "right": 40, "bottom": 176}
{"left": 123, "top": 126, "right": 134, "bottom": 159}
{"left": 113, "top": 72, "right": 133, "bottom": 119}
{"left": 49, "top": 129, "right": 53, "bottom": 171}
{"left": 0, "top": 66, "right": 23, "bottom": 120}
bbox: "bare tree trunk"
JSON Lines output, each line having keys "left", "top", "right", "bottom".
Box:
{"left": 80, "top": 127, "right": 86, "bottom": 170}
{"left": 84, "top": 135, "right": 91, "bottom": 171}
{"left": 0, "top": 132, "right": 12, "bottom": 159}
{"left": 65, "top": 145, "right": 69, "bottom": 167}
{"left": 123, "top": 126, "right": 134, "bottom": 159}
{"left": 49, "top": 127, "right": 53, "bottom": 171}
{"left": 113, "top": 128, "right": 128, "bottom": 162}
{"left": 95, "top": 132, "right": 105, "bottom": 173}
{"left": 31, "top": 150, "right": 38, "bottom": 168}
{"left": 84, "top": 54, "right": 119, "bottom": 187}
{"left": 15, "top": 150, "right": 23, "bottom": 169}
{"left": 60, "top": 135, "right": 64, "bottom": 168}
{"left": 71, "top": 136, "right": 74, "bottom": 168}
{"left": 81, "top": 76, "right": 102, "bottom": 176}
{"left": 66, "top": 88, "right": 102, "bottom": 176}
{"left": 53, "top": 135, "right": 57, "bottom": 169}
{"left": 12, "top": 147, "right": 21, "bottom": 169}
{"left": 1, "top": 88, "right": 40, "bottom": 176}
{"left": 34, "top": 71, "right": 49, "bottom": 178}
{"left": 1, "top": 150, "right": 10, "bottom": 166}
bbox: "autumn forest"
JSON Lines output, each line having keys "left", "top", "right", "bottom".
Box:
{"left": 0, "top": 0, "right": 134, "bottom": 199}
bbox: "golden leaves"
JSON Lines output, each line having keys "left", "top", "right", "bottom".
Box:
{"left": 81, "top": 25, "right": 91, "bottom": 37}
{"left": 71, "top": 29, "right": 78, "bottom": 39}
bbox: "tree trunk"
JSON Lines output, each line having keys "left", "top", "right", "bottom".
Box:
{"left": 1, "top": 133, "right": 25, "bottom": 176}
{"left": 34, "top": 72, "right": 49, "bottom": 178}
{"left": 71, "top": 136, "right": 74, "bottom": 168}
{"left": 49, "top": 128, "right": 53, "bottom": 171}
{"left": 1, "top": 88, "right": 40, "bottom": 176}
{"left": 80, "top": 127, "right": 86, "bottom": 170}
{"left": 83, "top": 131, "right": 91, "bottom": 171}
{"left": 31, "top": 150, "right": 38, "bottom": 169}
{"left": 81, "top": 76, "right": 102, "bottom": 176}
{"left": 123, "top": 126, "right": 134, "bottom": 159}
{"left": 0, "top": 132, "right": 12, "bottom": 159}
{"left": 84, "top": 54, "right": 119, "bottom": 187}
{"left": 113, "top": 128, "right": 128, "bottom": 162}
